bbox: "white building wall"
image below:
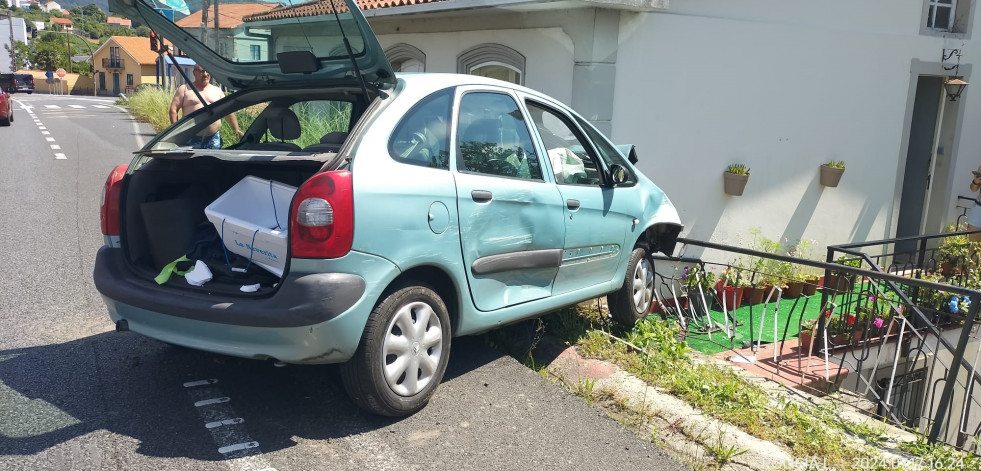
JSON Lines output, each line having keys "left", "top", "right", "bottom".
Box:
{"left": 612, "top": 0, "right": 979, "bottom": 258}
{"left": 376, "top": 27, "right": 575, "bottom": 105}
{"left": 0, "top": 16, "right": 29, "bottom": 73}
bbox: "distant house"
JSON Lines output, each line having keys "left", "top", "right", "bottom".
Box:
{"left": 42, "top": 1, "right": 61, "bottom": 12}
{"left": 174, "top": 2, "right": 281, "bottom": 60}
{"left": 91, "top": 36, "right": 157, "bottom": 96}
{"left": 49, "top": 17, "right": 73, "bottom": 33}
{"left": 106, "top": 16, "right": 132, "bottom": 28}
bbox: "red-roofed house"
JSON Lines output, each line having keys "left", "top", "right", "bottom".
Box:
{"left": 92, "top": 36, "right": 158, "bottom": 95}
{"left": 174, "top": 3, "right": 281, "bottom": 60}
{"left": 106, "top": 16, "right": 132, "bottom": 28}
{"left": 49, "top": 17, "right": 73, "bottom": 33}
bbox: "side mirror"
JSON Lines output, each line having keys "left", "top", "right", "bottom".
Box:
{"left": 609, "top": 164, "right": 628, "bottom": 186}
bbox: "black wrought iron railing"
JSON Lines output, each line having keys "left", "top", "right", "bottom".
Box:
{"left": 651, "top": 235, "right": 981, "bottom": 452}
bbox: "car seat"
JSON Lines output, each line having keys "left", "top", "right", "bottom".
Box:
{"left": 249, "top": 108, "right": 302, "bottom": 151}
{"left": 302, "top": 131, "right": 348, "bottom": 153}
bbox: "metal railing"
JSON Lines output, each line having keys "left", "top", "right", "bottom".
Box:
{"left": 101, "top": 58, "right": 124, "bottom": 69}
{"left": 655, "top": 236, "right": 981, "bottom": 452}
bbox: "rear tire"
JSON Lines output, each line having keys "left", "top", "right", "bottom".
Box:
{"left": 607, "top": 247, "right": 654, "bottom": 327}
{"left": 340, "top": 282, "right": 451, "bottom": 416}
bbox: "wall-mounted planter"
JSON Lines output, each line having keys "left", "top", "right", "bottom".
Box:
{"left": 723, "top": 171, "right": 749, "bottom": 196}
{"left": 820, "top": 164, "right": 844, "bottom": 187}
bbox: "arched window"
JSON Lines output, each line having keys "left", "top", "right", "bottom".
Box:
{"left": 386, "top": 43, "right": 426, "bottom": 73}
{"left": 457, "top": 44, "right": 525, "bottom": 85}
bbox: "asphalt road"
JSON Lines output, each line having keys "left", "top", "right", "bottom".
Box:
{"left": 0, "top": 93, "right": 691, "bottom": 471}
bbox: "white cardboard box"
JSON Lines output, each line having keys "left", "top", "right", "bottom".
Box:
{"left": 204, "top": 176, "right": 297, "bottom": 277}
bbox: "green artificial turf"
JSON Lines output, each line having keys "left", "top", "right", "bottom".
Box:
{"left": 667, "top": 291, "right": 825, "bottom": 355}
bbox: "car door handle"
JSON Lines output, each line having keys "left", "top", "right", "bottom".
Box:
{"left": 472, "top": 190, "right": 493, "bottom": 203}
{"left": 567, "top": 199, "right": 580, "bottom": 210}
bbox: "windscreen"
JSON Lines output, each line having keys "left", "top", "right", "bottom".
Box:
{"left": 142, "top": 0, "right": 366, "bottom": 64}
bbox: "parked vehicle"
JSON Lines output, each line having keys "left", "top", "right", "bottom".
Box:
{"left": 12, "top": 74, "right": 33, "bottom": 94}
{"left": 95, "top": 0, "right": 682, "bottom": 416}
{"left": 0, "top": 82, "right": 13, "bottom": 126}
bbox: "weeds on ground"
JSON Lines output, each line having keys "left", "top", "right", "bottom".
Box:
{"left": 899, "top": 436, "right": 980, "bottom": 470}
{"left": 535, "top": 308, "right": 918, "bottom": 470}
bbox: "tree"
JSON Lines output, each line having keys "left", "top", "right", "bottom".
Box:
{"left": 4, "top": 41, "right": 31, "bottom": 70}
{"left": 0, "top": 0, "right": 9, "bottom": 9}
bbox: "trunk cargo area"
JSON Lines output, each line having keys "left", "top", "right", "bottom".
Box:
{"left": 121, "top": 155, "right": 327, "bottom": 295}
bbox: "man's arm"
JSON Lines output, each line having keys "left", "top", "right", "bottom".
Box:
{"left": 169, "top": 85, "right": 184, "bottom": 124}
{"left": 226, "top": 111, "right": 243, "bottom": 137}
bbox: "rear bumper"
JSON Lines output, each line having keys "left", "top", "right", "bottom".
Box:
{"left": 93, "top": 246, "right": 389, "bottom": 364}
{"left": 94, "top": 246, "right": 364, "bottom": 328}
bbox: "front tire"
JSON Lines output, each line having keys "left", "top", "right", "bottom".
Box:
{"left": 340, "top": 282, "right": 451, "bottom": 416}
{"left": 607, "top": 247, "right": 654, "bottom": 327}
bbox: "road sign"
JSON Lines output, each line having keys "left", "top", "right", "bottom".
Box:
{"left": 55, "top": 68, "right": 66, "bottom": 78}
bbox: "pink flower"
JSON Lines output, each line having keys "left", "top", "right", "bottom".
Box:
{"left": 874, "top": 317, "right": 884, "bottom": 329}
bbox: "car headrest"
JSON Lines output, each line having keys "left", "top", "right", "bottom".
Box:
{"left": 320, "top": 131, "right": 347, "bottom": 144}
{"left": 265, "top": 108, "right": 302, "bottom": 141}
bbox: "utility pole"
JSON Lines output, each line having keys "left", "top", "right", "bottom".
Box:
{"left": 65, "top": 28, "right": 71, "bottom": 74}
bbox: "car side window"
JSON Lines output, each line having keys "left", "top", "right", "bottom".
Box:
{"left": 526, "top": 102, "right": 604, "bottom": 186}
{"left": 389, "top": 89, "right": 452, "bottom": 169}
{"left": 457, "top": 92, "right": 542, "bottom": 180}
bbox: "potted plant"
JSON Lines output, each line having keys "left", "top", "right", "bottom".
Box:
{"left": 824, "top": 256, "right": 861, "bottom": 293}
{"left": 820, "top": 160, "right": 845, "bottom": 187}
{"left": 936, "top": 223, "right": 970, "bottom": 277}
{"left": 723, "top": 163, "right": 750, "bottom": 196}
{"left": 799, "top": 318, "right": 818, "bottom": 351}
{"left": 715, "top": 266, "right": 744, "bottom": 310}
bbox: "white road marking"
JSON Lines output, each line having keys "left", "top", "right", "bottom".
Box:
{"left": 183, "top": 381, "right": 276, "bottom": 471}
{"left": 218, "top": 442, "right": 260, "bottom": 454}
{"left": 69, "top": 105, "right": 85, "bottom": 109}
{"left": 93, "top": 105, "right": 110, "bottom": 109}
{"left": 46, "top": 137, "right": 55, "bottom": 142}
{"left": 205, "top": 418, "right": 244, "bottom": 429}
{"left": 194, "top": 397, "right": 231, "bottom": 407}
{"left": 44, "top": 104, "right": 60, "bottom": 109}
{"left": 38, "top": 126, "right": 46, "bottom": 130}
{"left": 41, "top": 131, "right": 49, "bottom": 135}
{"left": 50, "top": 144, "right": 60, "bottom": 150}
{"left": 54, "top": 153, "right": 66, "bottom": 160}
{"left": 183, "top": 379, "right": 219, "bottom": 388}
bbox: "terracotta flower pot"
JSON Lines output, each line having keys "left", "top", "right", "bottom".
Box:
{"left": 799, "top": 330, "right": 813, "bottom": 351}
{"left": 744, "top": 286, "right": 766, "bottom": 305}
{"left": 801, "top": 277, "right": 820, "bottom": 296}
{"left": 782, "top": 281, "right": 804, "bottom": 299}
{"left": 723, "top": 171, "right": 749, "bottom": 196}
{"left": 819, "top": 164, "right": 844, "bottom": 187}
{"left": 715, "top": 284, "right": 743, "bottom": 310}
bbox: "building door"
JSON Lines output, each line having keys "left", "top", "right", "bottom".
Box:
{"left": 111, "top": 73, "right": 120, "bottom": 95}
{"left": 896, "top": 76, "right": 943, "bottom": 255}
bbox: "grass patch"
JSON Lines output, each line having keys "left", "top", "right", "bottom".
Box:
{"left": 119, "top": 88, "right": 172, "bottom": 133}
{"left": 118, "top": 89, "right": 351, "bottom": 149}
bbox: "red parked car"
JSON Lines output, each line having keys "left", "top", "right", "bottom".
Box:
{"left": 0, "top": 84, "right": 12, "bottom": 126}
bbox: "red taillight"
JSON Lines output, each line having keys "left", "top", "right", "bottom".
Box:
{"left": 100, "top": 164, "right": 128, "bottom": 236}
{"left": 290, "top": 171, "right": 353, "bottom": 258}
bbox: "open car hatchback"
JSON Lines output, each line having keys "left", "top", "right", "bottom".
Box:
{"left": 95, "top": 0, "right": 683, "bottom": 416}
